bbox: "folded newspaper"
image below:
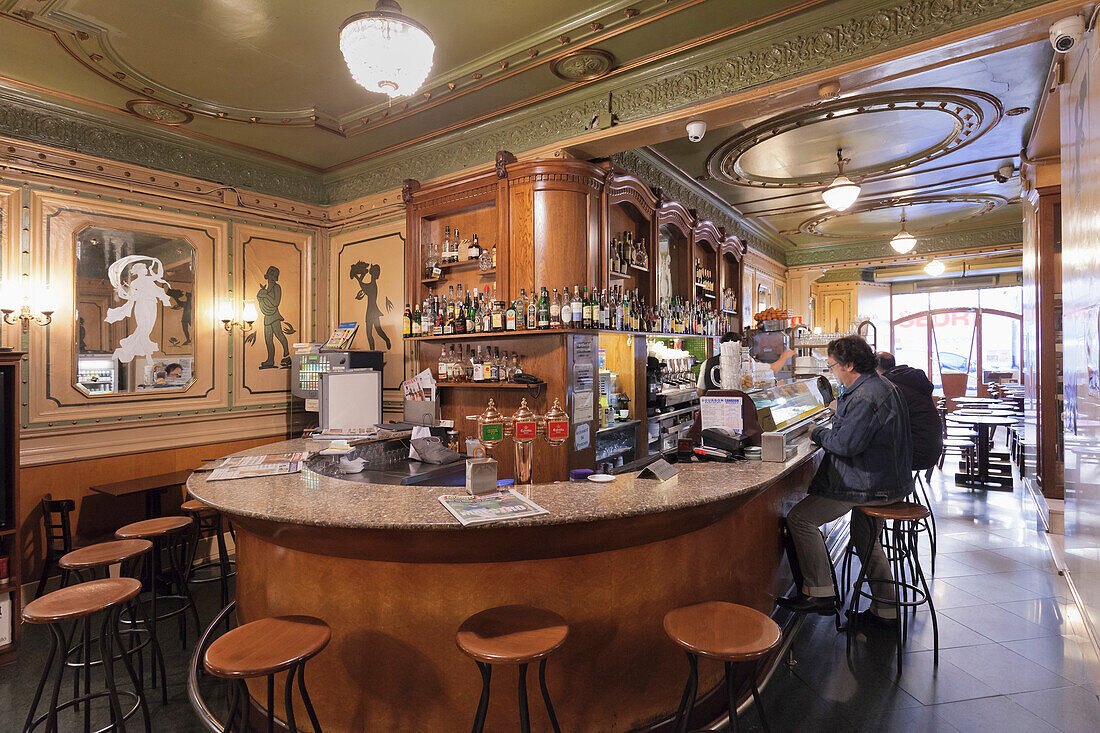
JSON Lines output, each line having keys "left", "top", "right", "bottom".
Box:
{"left": 438, "top": 490, "right": 549, "bottom": 526}
{"left": 206, "top": 453, "right": 309, "bottom": 481}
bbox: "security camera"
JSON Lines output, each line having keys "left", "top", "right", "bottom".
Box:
{"left": 686, "top": 120, "right": 706, "bottom": 143}
{"left": 1050, "top": 16, "right": 1085, "bottom": 53}
{"left": 994, "top": 163, "right": 1014, "bottom": 184}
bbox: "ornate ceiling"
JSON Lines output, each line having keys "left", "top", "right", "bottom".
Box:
{"left": 646, "top": 39, "right": 1052, "bottom": 261}
{"left": 0, "top": 0, "right": 809, "bottom": 170}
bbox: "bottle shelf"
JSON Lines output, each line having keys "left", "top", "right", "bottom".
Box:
{"left": 421, "top": 265, "right": 495, "bottom": 284}
{"left": 629, "top": 264, "right": 649, "bottom": 274}
{"left": 436, "top": 381, "right": 533, "bottom": 389}
{"left": 609, "top": 271, "right": 631, "bottom": 280}
{"left": 406, "top": 329, "right": 718, "bottom": 342}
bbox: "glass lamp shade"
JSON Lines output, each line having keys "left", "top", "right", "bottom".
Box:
{"left": 821, "top": 175, "right": 861, "bottom": 211}
{"left": 0, "top": 278, "right": 23, "bottom": 310}
{"left": 340, "top": 1, "right": 435, "bottom": 98}
{"left": 241, "top": 302, "right": 259, "bottom": 323}
{"left": 890, "top": 230, "right": 916, "bottom": 254}
{"left": 217, "top": 301, "right": 234, "bottom": 322}
{"left": 924, "top": 259, "right": 946, "bottom": 277}
{"left": 36, "top": 284, "right": 57, "bottom": 314}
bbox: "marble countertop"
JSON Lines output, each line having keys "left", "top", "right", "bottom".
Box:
{"left": 186, "top": 438, "right": 820, "bottom": 531}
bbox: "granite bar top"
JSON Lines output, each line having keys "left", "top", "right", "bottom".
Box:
{"left": 186, "top": 439, "right": 820, "bottom": 531}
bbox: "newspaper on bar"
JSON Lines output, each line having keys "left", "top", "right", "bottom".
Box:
{"left": 438, "top": 490, "right": 549, "bottom": 526}
{"left": 206, "top": 452, "right": 309, "bottom": 481}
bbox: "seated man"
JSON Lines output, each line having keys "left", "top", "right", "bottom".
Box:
{"left": 777, "top": 335, "right": 914, "bottom": 625}
{"left": 876, "top": 351, "right": 943, "bottom": 472}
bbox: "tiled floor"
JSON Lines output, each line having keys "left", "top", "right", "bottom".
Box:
{"left": 759, "top": 460, "right": 1100, "bottom": 733}
{"left": 1, "top": 459, "right": 1098, "bottom": 731}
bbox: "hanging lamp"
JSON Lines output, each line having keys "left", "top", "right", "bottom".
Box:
{"left": 821, "top": 148, "right": 861, "bottom": 211}
{"left": 339, "top": 0, "right": 435, "bottom": 98}
{"left": 890, "top": 208, "right": 916, "bottom": 254}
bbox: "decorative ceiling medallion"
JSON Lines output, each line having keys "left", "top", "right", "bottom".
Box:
{"left": 795, "top": 194, "right": 1008, "bottom": 239}
{"left": 125, "top": 99, "right": 192, "bottom": 126}
{"left": 550, "top": 49, "right": 615, "bottom": 81}
{"left": 706, "top": 89, "right": 1002, "bottom": 189}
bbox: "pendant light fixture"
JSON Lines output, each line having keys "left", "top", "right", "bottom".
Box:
{"left": 340, "top": 0, "right": 435, "bottom": 98}
{"left": 890, "top": 208, "right": 916, "bottom": 254}
{"left": 924, "top": 259, "right": 946, "bottom": 277}
{"left": 821, "top": 148, "right": 861, "bottom": 211}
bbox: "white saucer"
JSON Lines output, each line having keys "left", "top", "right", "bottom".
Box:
{"left": 587, "top": 473, "right": 616, "bottom": 483}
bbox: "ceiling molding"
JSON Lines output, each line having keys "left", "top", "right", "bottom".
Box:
{"left": 0, "top": 87, "right": 325, "bottom": 203}
{"left": 611, "top": 147, "right": 790, "bottom": 264}
{"left": 793, "top": 193, "right": 1009, "bottom": 238}
{"left": 322, "top": 0, "right": 1056, "bottom": 203}
{"left": 785, "top": 221, "right": 1023, "bottom": 266}
{"left": 706, "top": 88, "right": 1002, "bottom": 188}
{"left": 815, "top": 268, "right": 876, "bottom": 283}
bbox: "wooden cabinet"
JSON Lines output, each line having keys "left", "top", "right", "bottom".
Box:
{"left": 403, "top": 156, "right": 744, "bottom": 481}
{"left": 0, "top": 351, "right": 22, "bottom": 665}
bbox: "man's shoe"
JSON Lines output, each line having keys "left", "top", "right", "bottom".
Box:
{"left": 775, "top": 594, "right": 837, "bottom": 615}
{"left": 847, "top": 609, "right": 899, "bottom": 629}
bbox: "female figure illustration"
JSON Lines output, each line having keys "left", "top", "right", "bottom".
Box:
{"left": 166, "top": 288, "right": 192, "bottom": 345}
{"left": 350, "top": 260, "right": 392, "bottom": 350}
{"left": 104, "top": 255, "right": 172, "bottom": 367}
{"left": 256, "top": 265, "right": 292, "bottom": 368}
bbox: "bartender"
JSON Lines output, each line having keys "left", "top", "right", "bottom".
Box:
{"left": 697, "top": 332, "right": 795, "bottom": 394}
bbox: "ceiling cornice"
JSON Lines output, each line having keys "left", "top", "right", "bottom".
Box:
{"left": 0, "top": 0, "right": 1060, "bottom": 207}
{"left": 785, "top": 220, "right": 1023, "bottom": 267}
{"left": 611, "top": 147, "right": 790, "bottom": 264}
{"left": 323, "top": 0, "right": 1059, "bottom": 203}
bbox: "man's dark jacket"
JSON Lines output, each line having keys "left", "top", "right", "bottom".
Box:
{"left": 809, "top": 372, "right": 913, "bottom": 503}
{"left": 882, "top": 365, "right": 942, "bottom": 471}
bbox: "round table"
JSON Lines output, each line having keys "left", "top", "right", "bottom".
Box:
{"left": 944, "top": 414, "right": 1018, "bottom": 491}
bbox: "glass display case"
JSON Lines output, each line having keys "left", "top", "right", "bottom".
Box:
{"left": 747, "top": 378, "right": 831, "bottom": 432}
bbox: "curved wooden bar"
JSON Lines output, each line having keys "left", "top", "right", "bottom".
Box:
{"left": 188, "top": 440, "right": 821, "bottom": 732}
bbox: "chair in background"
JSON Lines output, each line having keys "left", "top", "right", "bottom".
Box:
{"left": 35, "top": 496, "right": 77, "bottom": 599}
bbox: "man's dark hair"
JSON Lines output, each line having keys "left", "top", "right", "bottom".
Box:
{"left": 875, "top": 351, "right": 896, "bottom": 371}
{"left": 827, "top": 335, "right": 876, "bottom": 373}
{"left": 719, "top": 332, "right": 741, "bottom": 344}
{"left": 165, "top": 363, "right": 183, "bottom": 375}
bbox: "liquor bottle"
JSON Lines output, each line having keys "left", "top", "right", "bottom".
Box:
{"left": 638, "top": 236, "right": 649, "bottom": 269}
{"left": 482, "top": 347, "right": 493, "bottom": 381}
{"left": 472, "top": 347, "right": 484, "bottom": 382}
{"left": 571, "top": 286, "right": 583, "bottom": 325}
{"left": 452, "top": 229, "right": 462, "bottom": 265}
{"left": 502, "top": 350, "right": 512, "bottom": 381}
{"left": 467, "top": 233, "right": 480, "bottom": 261}
{"left": 437, "top": 347, "right": 449, "bottom": 382}
{"left": 411, "top": 302, "right": 422, "bottom": 335}
{"left": 515, "top": 289, "right": 526, "bottom": 331}
{"left": 442, "top": 226, "right": 452, "bottom": 264}
{"left": 465, "top": 293, "right": 476, "bottom": 334}
{"left": 609, "top": 236, "right": 617, "bottom": 274}
{"left": 550, "top": 288, "right": 561, "bottom": 327}
{"left": 464, "top": 346, "right": 474, "bottom": 382}
{"left": 402, "top": 304, "right": 412, "bottom": 337}
{"left": 512, "top": 352, "right": 522, "bottom": 377}
{"left": 454, "top": 287, "right": 466, "bottom": 334}
{"left": 425, "top": 240, "right": 441, "bottom": 279}
{"left": 580, "top": 286, "right": 591, "bottom": 328}
{"left": 491, "top": 245, "right": 497, "bottom": 269}
{"left": 526, "top": 289, "right": 537, "bottom": 330}
{"left": 491, "top": 298, "right": 504, "bottom": 332}
{"left": 444, "top": 287, "right": 455, "bottom": 335}
{"left": 560, "top": 285, "right": 573, "bottom": 326}
{"left": 480, "top": 289, "right": 492, "bottom": 333}
{"left": 506, "top": 297, "right": 517, "bottom": 331}
{"left": 489, "top": 348, "right": 500, "bottom": 381}
{"left": 599, "top": 289, "right": 609, "bottom": 329}
{"left": 537, "top": 287, "right": 551, "bottom": 328}
{"left": 478, "top": 238, "right": 493, "bottom": 272}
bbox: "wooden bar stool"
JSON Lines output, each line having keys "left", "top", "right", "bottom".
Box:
{"left": 59, "top": 539, "right": 157, "bottom": 727}
{"left": 456, "top": 605, "right": 568, "bottom": 733}
{"left": 203, "top": 615, "right": 330, "bottom": 733}
{"left": 34, "top": 496, "right": 77, "bottom": 599}
{"left": 663, "top": 601, "right": 781, "bottom": 733}
{"left": 182, "top": 499, "right": 235, "bottom": 611}
{"left": 22, "top": 578, "right": 151, "bottom": 733}
{"left": 115, "top": 515, "right": 199, "bottom": 701}
{"left": 847, "top": 502, "right": 939, "bottom": 675}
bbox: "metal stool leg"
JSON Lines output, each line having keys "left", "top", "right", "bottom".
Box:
{"left": 283, "top": 665, "right": 299, "bottom": 733}
{"left": 99, "top": 609, "right": 128, "bottom": 733}
{"left": 911, "top": 526, "right": 940, "bottom": 666}
{"left": 518, "top": 663, "right": 531, "bottom": 733}
{"left": 750, "top": 660, "right": 770, "bottom": 733}
{"left": 22, "top": 619, "right": 61, "bottom": 733}
{"left": 538, "top": 658, "right": 561, "bottom": 733}
{"left": 471, "top": 661, "right": 491, "bottom": 733}
{"left": 297, "top": 662, "right": 322, "bottom": 733}
{"left": 112, "top": 602, "right": 151, "bottom": 733}
{"left": 673, "top": 652, "right": 698, "bottom": 733}
{"left": 724, "top": 662, "right": 740, "bottom": 733}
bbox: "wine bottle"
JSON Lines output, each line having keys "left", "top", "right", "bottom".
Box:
{"left": 402, "top": 304, "right": 412, "bottom": 337}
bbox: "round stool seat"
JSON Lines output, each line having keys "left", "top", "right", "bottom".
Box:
{"left": 858, "top": 501, "right": 930, "bottom": 522}
{"left": 181, "top": 498, "right": 216, "bottom": 516}
{"left": 663, "top": 601, "right": 781, "bottom": 662}
{"left": 115, "top": 515, "right": 192, "bottom": 539}
{"left": 204, "top": 616, "right": 331, "bottom": 679}
{"left": 456, "top": 605, "right": 568, "bottom": 664}
{"left": 22, "top": 578, "right": 142, "bottom": 624}
{"left": 59, "top": 539, "right": 152, "bottom": 570}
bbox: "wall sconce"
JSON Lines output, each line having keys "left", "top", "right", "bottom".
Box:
{"left": 219, "top": 301, "right": 257, "bottom": 333}
{"left": 1, "top": 276, "right": 56, "bottom": 332}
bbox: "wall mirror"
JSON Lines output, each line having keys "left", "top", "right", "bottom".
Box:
{"left": 74, "top": 226, "right": 196, "bottom": 395}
